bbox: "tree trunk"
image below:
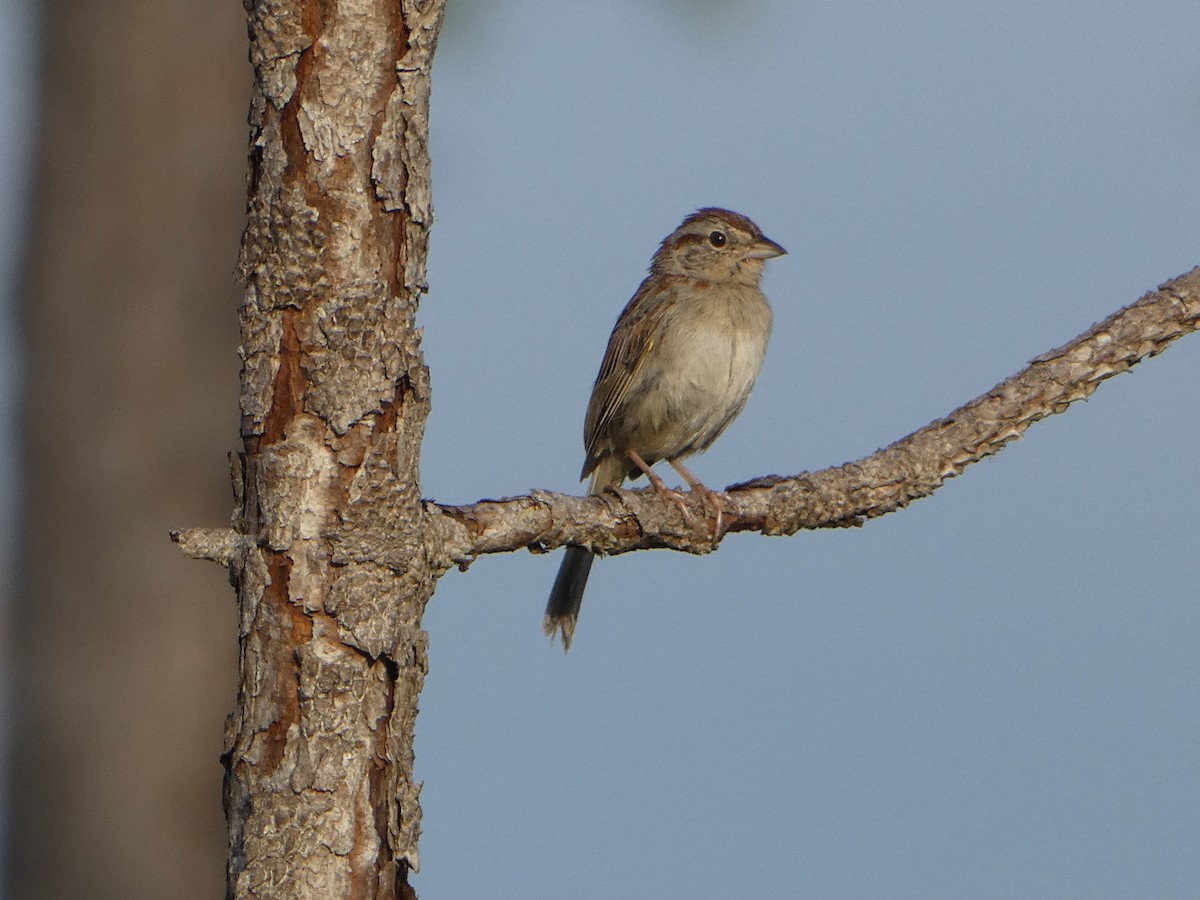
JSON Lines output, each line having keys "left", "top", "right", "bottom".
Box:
{"left": 222, "top": 1, "right": 444, "bottom": 895}
{"left": 12, "top": 2, "right": 245, "bottom": 897}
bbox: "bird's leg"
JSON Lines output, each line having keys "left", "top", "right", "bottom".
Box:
{"left": 668, "top": 458, "right": 726, "bottom": 541}
{"left": 626, "top": 449, "right": 694, "bottom": 525}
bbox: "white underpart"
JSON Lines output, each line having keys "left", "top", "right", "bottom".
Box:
{"left": 617, "top": 281, "right": 772, "bottom": 464}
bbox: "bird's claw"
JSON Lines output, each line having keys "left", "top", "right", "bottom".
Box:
{"left": 658, "top": 487, "right": 695, "bottom": 525}
{"left": 694, "top": 487, "right": 728, "bottom": 543}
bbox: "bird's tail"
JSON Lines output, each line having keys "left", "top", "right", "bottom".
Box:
{"left": 543, "top": 546, "right": 594, "bottom": 652}
{"left": 543, "top": 459, "right": 625, "bottom": 651}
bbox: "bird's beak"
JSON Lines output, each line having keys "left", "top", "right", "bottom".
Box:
{"left": 746, "top": 236, "right": 787, "bottom": 259}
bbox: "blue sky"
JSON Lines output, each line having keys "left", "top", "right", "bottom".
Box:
{"left": 4, "top": 1, "right": 1199, "bottom": 897}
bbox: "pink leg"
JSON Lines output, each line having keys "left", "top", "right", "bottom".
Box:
{"left": 668, "top": 458, "right": 726, "bottom": 540}
{"left": 626, "top": 449, "right": 694, "bottom": 525}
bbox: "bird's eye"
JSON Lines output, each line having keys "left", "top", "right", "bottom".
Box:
{"left": 708, "top": 231, "right": 727, "bottom": 248}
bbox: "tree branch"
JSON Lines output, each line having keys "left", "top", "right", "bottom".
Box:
{"left": 424, "top": 266, "right": 1200, "bottom": 568}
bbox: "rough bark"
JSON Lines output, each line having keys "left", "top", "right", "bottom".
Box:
{"left": 221, "top": 1, "right": 444, "bottom": 896}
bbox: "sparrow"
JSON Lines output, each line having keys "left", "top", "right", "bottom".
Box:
{"left": 545, "top": 207, "right": 785, "bottom": 650}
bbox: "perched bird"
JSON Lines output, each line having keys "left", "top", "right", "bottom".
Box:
{"left": 545, "top": 207, "right": 786, "bottom": 650}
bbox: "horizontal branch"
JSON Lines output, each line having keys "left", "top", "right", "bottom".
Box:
{"left": 175, "top": 268, "right": 1200, "bottom": 573}
{"left": 424, "top": 267, "right": 1200, "bottom": 570}
{"left": 170, "top": 527, "right": 251, "bottom": 566}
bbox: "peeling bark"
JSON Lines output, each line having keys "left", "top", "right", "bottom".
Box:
{"left": 225, "top": 1, "right": 444, "bottom": 896}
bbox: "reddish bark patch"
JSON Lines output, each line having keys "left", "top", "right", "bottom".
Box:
{"left": 261, "top": 311, "right": 305, "bottom": 445}
{"left": 259, "top": 551, "right": 311, "bottom": 774}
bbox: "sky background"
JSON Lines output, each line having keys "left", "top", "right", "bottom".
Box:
{"left": 3, "top": 1, "right": 1200, "bottom": 898}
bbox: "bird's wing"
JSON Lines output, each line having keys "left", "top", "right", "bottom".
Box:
{"left": 581, "top": 276, "right": 680, "bottom": 475}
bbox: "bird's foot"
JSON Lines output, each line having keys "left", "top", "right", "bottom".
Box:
{"left": 626, "top": 449, "right": 729, "bottom": 539}
{"left": 644, "top": 472, "right": 696, "bottom": 525}
{"left": 694, "top": 486, "right": 728, "bottom": 542}
{"left": 667, "top": 460, "right": 728, "bottom": 543}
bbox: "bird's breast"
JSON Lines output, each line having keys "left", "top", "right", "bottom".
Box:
{"left": 622, "top": 282, "right": 772, "bottom": 461}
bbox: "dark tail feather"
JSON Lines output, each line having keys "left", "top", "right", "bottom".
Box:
{"left": 543, "top": 546, "right": 595, "bottom": 652}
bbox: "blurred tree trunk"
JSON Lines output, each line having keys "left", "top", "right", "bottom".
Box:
{"left": 11, "top": 1, "right": 246, "bottom": 897}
